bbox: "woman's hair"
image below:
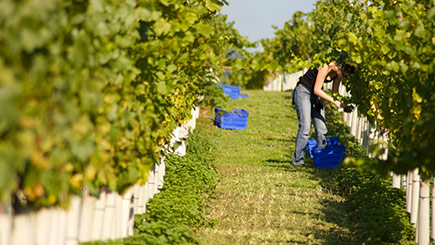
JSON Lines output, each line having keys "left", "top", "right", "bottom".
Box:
{"left": 341, "top": 63, "right": 356, "bottom": 75}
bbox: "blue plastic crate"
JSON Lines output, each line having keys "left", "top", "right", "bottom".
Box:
{"left": 306, "top": 136, "right": 340, "bottom": 158}
{"left": 214, "top": 108, "right": 249, "bottom": 129}
{"left": 312, "top": 145, "right": 345, "bottom": 168}
{"left": 218, "top": 84, "right": 241, "bottom": 99}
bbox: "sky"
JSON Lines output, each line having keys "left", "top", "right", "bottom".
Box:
{"left": 220, "top": 0, "right": 318, "bottom": 52}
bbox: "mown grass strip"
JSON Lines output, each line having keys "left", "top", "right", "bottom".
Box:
{"left": 193, "top": 90, "right": 414, "bottom": 244}
{"left": 85, "top": 89, "right": 414, "bottom": 244}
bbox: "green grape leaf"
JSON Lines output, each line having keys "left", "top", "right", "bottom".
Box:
{"left": 195, "top": 23, "right": 213, "bottom": 37}
{"left": 414, "top": 23, "right": 426, "bottom": 38}
{"left": 154, "top": 18, "right": 171, "bottom": 36}
{"left": 206, "top": 0, "right": 222, "bottom": 12}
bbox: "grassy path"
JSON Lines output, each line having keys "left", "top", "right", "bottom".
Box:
{"left": 193, "top": 90, "right": 353, "bottom": 244}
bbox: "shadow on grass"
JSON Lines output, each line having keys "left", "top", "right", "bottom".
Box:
{"left": 308, "top": 106, "right": 415, "bottom": 244}
{"left": 264, "top": 160, "right": 360, "bottom": 244}
{"left": 264, "top": 159, "right": 314, "bottom": 173}
{"left": 311, "top": 199, "right": 360, "bottom": 245}
{"left": 265, "top": 159, "right": 291, "bottom": 164}
{"left": 315, "top": 167, "right": 414, "bottom": 244}
{"left": 266, "top": 155, "right": 414, "bottom": 244}
{"left": 265, "top": 137, "right": 293, "bottom": 143}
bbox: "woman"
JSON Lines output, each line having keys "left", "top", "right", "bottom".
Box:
{"left": 292, "top": 61, "right": 355, "bottom": 165}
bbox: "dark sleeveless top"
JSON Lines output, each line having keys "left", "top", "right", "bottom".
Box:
{"left": 297, "top": 68, "right": 336, "bottom": 93}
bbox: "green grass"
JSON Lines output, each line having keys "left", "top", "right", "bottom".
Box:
{"left": 193, "top": 90, "right": 414, "bottom": 244}
{"left": 85, "top": 89, "right": 414, "bottom": 244}
{"left": 193, "top": 90, "right": 354, "bottom": 244}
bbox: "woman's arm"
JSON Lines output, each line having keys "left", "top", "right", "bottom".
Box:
{"left": 313, "top": 64, "right": 342, "bottom": 109}
{"left": 331, "top": 75, "right": 342, "bottom": 94}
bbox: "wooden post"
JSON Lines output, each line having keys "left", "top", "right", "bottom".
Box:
{"left": 143, "top": 183, "right": 150, "bottom": 213}
{"left": 378, "top": 130, "right": 388, "bottom": 161}
{"left": 133, "top": 185, "right": 140, "bottom": 214}
{"left": 361, "top": 119, "right": 370, "bottom": 153}
{"left": 418, "top": 180, "right": 430, "bottom": 245}
{"left": 174, "top": 140, "right": 186, "bottom": 156}
{"left": 392, "top": 173, "right": 401, "bottom": 189}
{"left": 137, "top": 185, "right": 145, "bottom": 214}
{"left": 102, "top": 192, "right": 116, "bottom": 241}
{"left": 158, "top": 157, "right": 165, "bottom": 190}
{"left": 350, "top": 109, "right": 359, "bottom": 137}
{"left": 35, "top": 208, "right": 51, "bottom": 245}
{"left": 153, "top": 164, "right": 159, "bottom": 194}
{"left": 121, "top": 188, "right": 134, "bottom": 238}
{"left": 0, "top": 213, "right": 12, "bottom": 245}
{"left": 12, "top": 214, "right": 36, "bottom": 245}
{"left": 402, "top": 174, "right": 407, "bottom": 189}
{"left": 125, "top": 189, "right": 135, "bottom": 236}
{"left": 148, "top": 166, "right": 156, "bottom": 198}
{"left": 432, "top": 179, "right": 435, "bottom": 240}
{"left": 406, "top": 171, "right": 413, "bottom": 213}
{"left": 78, "top": 196, "right": 96, "bottom": 242}
{"left": 411, "top": 168, "right": 420, "bottom": 226}
{"left": 51, "top": 208, "right": 67, "bottom": 245}
{"left": 65, "top": 196, "right": 81, "bottom": 245}
{"left": 368, "top": 124, "right": 378, "bottom": 158}
{"left": 91, "top": 192, "right": 106, "bottom": 241}
{"left": 195, "top": 106, "right": 200, "bottom": 119}
{"left": 114, "top": 193, "right": 123, "bottom": 240}
{"left": 356, "top": 117, "right": 364, "bottom": 144}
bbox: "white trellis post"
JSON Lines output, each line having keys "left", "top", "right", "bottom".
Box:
{"left": 147, "top": 169, "right": 156, "bottom": 200}
{"left": 49, "top": 207, "right": 67, "bottom": 245}
{"left": 158, "top": 157, "right": 165, "bottom": 190}
{"left": 432, "top": 179, "right": 435, "bottom": 241}
{"left": 361, "top": 119, "right": 370, "bottom": 154}
{"left": 368, "top": 123, "right": 378, "bottom": 158}
{"left": 137, "top": 185, "right": 145, "bottom": 214}
{"left": 392, "top": 173, "right": 401, "bottom": 189}
{"left": 350, "top": 109, "right": 359, "bottom": 137}
{"left": 78, "top": 195, "right": 97, "bottom": 242}
{"left": 0, "top": 212, "right": 12, "bottom": 245}
{"left": 102, "top": 192, "right": 116, "bottom": 241}
{"left": 355, "top": 117, "right": 364, "bottom": 143}
{"left": 153, "top": 164, "right": 159, "bottom": 194}
{"left": 144, "top": 183, "right": 151, "bottom": 212}
{"left": 133, "top": 185, "right": 140, "bottom": 214}
{"left": 12, "top": 213, "right": 36, "bottom": 245}
{"left": 402, "top": 174, "right": 407, "bottom": 189}
{"left": 91, "top": 192, "right": 106, "bottom": 241}
{"left": 65, "top": 196, "right": 81, "bottom": 245}
{"left": 119, "top": 188, "right": 134, "bottom": 238}
{"left": 411, "top": 168, "right": 420, "bottom": 226}
{"left": 114, "top": 193, "right": 123, "bottom": 240}
{"left": 379, "top": 130, "right": 388, "bottom": 161}
{"left": 406, "top": 171, "right": 413, "bottom": 213}
{"left": 125, "top": 189, "right": 135, "bottom": 236}
{"left": 418, "top": 180, "right": 430, "bottom": 245}
{"left": 35, "top": 208, "right": 51, "bottom": 245}
{"left": 0, "top": 215, "right": 9, "bottom": 245}
{"left": 343, "top": 102, "right": 352, "bottom": 127}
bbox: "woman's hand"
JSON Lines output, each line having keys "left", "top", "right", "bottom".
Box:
{"left": 333, "top": 100, "right": 342, "bottom": 109}
{"left": 342, "top": 103, "right": 354, "bottom": 113}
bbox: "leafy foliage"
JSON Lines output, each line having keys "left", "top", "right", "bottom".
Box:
{"left": 0, "top": 0, "right": 244, "bottom": 211}
{"left": 84, "top": 131, "right": 219, "bottom": 245}
{"left": 261, "top": 0, "right": 435, "bottom": 179}
{"left": 317, "top": 103, "right": 415, "bottom": 244}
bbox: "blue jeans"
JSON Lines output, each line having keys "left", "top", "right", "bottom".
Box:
{"left": 292, "top": 85, "right": 328, "bottom": 165}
